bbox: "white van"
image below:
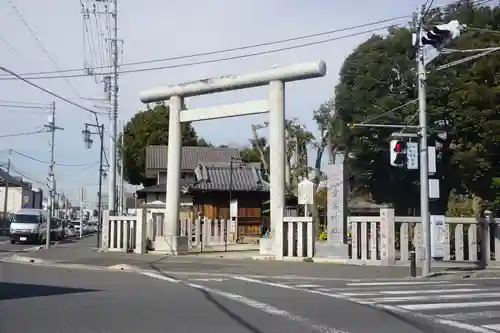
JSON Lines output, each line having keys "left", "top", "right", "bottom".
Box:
{"left": 9, "top": 208, "right": 47, "bottom": 244}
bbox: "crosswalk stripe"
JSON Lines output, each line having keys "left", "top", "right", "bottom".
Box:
{"left": 438, "top": 311, "right": 500, "bottom": 321}
{"left": 341, "top": 288, "right": 488, "bottom": 297}
{"left": 369, "top": 292, "right": 500, "bottom": 303}
{"left": 482, "top": 324, "right": 500, "bottom": 331}
{"left": 346, "top": 281, "right": 452, "bottom": 286}
{"left": 340, "top": 288, "right": 494, "bottom": 297}
{"left": 400, "top": 300, "right": 500, "bottom": 310}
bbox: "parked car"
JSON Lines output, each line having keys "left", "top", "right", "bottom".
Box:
{"left": 69, "top": 220, "right": 82, "bottom": 235}
{"left": 9, "top": 208, "right": 47, "bottom": 244}
{"left": 82, "top": 223, "right": 91, "bottom": 235}
{"left": 65, "top": 225, "right": 76, "bottom": 237}
{"left": 87, "top": 222, "right": 98, "bottom": 233}
{"left": 50, "top": 218, "right": 65, "bottom": 241}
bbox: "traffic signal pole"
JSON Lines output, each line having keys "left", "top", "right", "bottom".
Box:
{"left": 416, "top": 9, "right": 431, "bottom": 277}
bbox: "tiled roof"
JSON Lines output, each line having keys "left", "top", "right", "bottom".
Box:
{"left": 194, "top": 162, "right": 269, "bottom": 192}
{"left": 138, "top": 163, "right": 269, "bottom": 194}
{"left": 136, "top": 179, "right": 196, "bottom": 193}
{"left": 146, "top": 146, "right": 241, "bottom": 171}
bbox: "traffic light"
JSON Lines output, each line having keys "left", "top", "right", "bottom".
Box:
{"left": 390, "top": 140, "right": 407, "bottom": 167}
{"left": 421, "top": 20, "right": 463, "bottom": 49}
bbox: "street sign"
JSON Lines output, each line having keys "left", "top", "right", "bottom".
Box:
{"left": 406, "top": 142, "right": 419, "bottom": 170}
{"left": 22, "top": 195, "right": 29, "bottom": 207}
{"left": 430, "top": 215, "right": 446, "bottom": 259}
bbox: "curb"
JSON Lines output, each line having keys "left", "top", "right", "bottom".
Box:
{"left": 3, "top": 254, "right": 500, "bottom": 281}
{"left": 8, "top": 254, "right": 47, "bottom": 264}
{"left": 0, "top": 254, "right": 142, "bottom": 273}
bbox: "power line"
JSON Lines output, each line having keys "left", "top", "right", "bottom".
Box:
{"left": 467, "top": 26, "right": 500, "bottom": 36}
{"left": 9, "top": 164, "right": 45, "bottom": 186}
{"left": 0, "top": 103, "right": 49, "bottom": 109}
{"left": 0, "top": 0, "right": 491, "bottom": 80}
{"left": 0, "top": 66, "right": 106, "bottom": 115}
{"left": 0, "top": 129, "right": 48, "bottom": 138}
{"left": 0, "top": 15, "right": 411, "bottom": 78}
{"left": 7, "top": 0, "right": 85, "bottom": 100}
{"left": 6, "top": 0, "right": 108, "bottom": 147}
{"left": 11, "top": 150, "right": 99, "bottom": 167}
{"left": 59, "top": 162, "right": 100, "bottom": 178}
{"left": 0, "top": 99, "right": 49, "bottom": 106}
{"left": 0, "top": 34, "right": 24, "bottom": 58}
{"left": 0, "top": 24, "right": 402, "bottom": 81}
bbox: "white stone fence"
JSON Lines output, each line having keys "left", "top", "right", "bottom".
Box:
{"left": 279, "top": 216, "right": 315, "bottom": 259}
{"left": 349, "top": 208, "right": 500, "bottom": 265}
{"left": 100, "top": 208, "right": 238, "bottom": 253}
{"left": 178, "top": 217, "right": 238, "bottom": 250}
{"left": 101, "top": 209, "right": 147, "bottom": 253}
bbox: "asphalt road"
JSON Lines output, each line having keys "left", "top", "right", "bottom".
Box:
{"left": 165, "top": 273, "right": 500, "bottom": 332}
{"left": 1, "top": 261, "right": 486, "bottom": 333}
{"left": 0, "top": 235, "right": 42, "bottom": 253}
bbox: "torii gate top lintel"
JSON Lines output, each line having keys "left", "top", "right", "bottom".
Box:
{"left": 139, "top": 60, "right": 326, "bottom": 103}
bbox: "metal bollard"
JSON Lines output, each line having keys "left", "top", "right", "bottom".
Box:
{"left": 410, "top": 250, "right": 417, "bottom": 277}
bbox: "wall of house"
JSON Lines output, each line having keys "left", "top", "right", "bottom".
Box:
{"left": 145, "top": 192, "right": 193, "bottom": 206}
{"left": 0, "top": 186, "right": 38, "bottom": 213}
{"left": 157, "top": 171, "right": 196, "bottom": 185}
{"left": 193, "top": 191, "right": 268, "bottom": 237}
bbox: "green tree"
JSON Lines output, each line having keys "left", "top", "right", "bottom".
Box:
{"left": 119, "top": 104, "right": 206, "bottom": 186}
{"left": 331, "top": 0, "right": 500, "bottom": 215}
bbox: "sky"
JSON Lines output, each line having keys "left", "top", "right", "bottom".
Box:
{"left": 0, "top": 0, "right": 456, "bottom": 204}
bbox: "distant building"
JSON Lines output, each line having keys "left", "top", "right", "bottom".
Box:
{"left": 0, "top": 168, "right": 43, "bottom": 213}
{"left": 136, "top": 145, "right": 270, "bottom": 238}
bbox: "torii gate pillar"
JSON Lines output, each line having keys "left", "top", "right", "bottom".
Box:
{"left": 139, "top": 60, "right": 327, "bottom": 255}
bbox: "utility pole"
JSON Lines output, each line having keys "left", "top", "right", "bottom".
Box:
{"left": 44, "top": 101, "right": 63, "bottom": 249}
{"left": 119, "top": 120, "right": 125, "bottom": 214}
{"left": 108, "top": 0, "right": 119, "bottom": 214}
{"left": 416, "top": 7, "right": 431, "bottom": 276}
{"left": 81, "top": 0, "right": 120, "bottom": 214}
{"left": 2, "top": 149, "right": 12, "bottom": 218}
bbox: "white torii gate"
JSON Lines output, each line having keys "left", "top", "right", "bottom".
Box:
{"left": 139, "top": 60, "right": 327, "bottom": 255}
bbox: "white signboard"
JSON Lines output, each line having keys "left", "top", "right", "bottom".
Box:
{"left": 428, "top": 146, "right": 437, "bottom": 174}
{"left": 430, "top": 215, "right": 446, "bottom": 258}
{"left": 406, "top": 142, "right": 419, "bottom": 170}
{"left": 298, "top": 178, "right": 315, "bottom": 205}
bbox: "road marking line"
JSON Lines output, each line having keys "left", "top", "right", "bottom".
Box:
{"left": 140, "top": 271, "right": 179, "bottom": 283}
{"left": 400, "top": 301, "right": 500, "bottom": 311}
{"left": 438, "top": 311, "right": 500, "bottom": 321}
{"left": 369, "top": 292, "right": 500, "bottom": 303}
{"left": 188, "top": 278, "right": 227, "bottom": 282}
{"left": 233, "top": 276, "right": 498, "bottom": 333}
{"left": 378, "top": 304, "right": 498, "bottom": 333}
{"left": 0, "top": 240, "right": 9, "bottom": 244}
{"left": 346, "top": 281, "right": 451, "bottom": 286}
{"left": 341, "top": 288, "right": 489, "bottom": 297}
{"left": 140, "top": 271, "right": 346, "bottom": 333}
{"left": 295, "top": 284, "right": 323, "bottom": 288}
{"left": 482, "top": 324, "right": 500, "bottom": 331}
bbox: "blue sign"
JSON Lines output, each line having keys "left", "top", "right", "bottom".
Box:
{"left": 22, "top": 203, "right": 29, "bottom": 208}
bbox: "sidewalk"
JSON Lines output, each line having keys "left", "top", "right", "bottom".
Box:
{"left": 3, "top": 235, "right": 499, "bottom": 280}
